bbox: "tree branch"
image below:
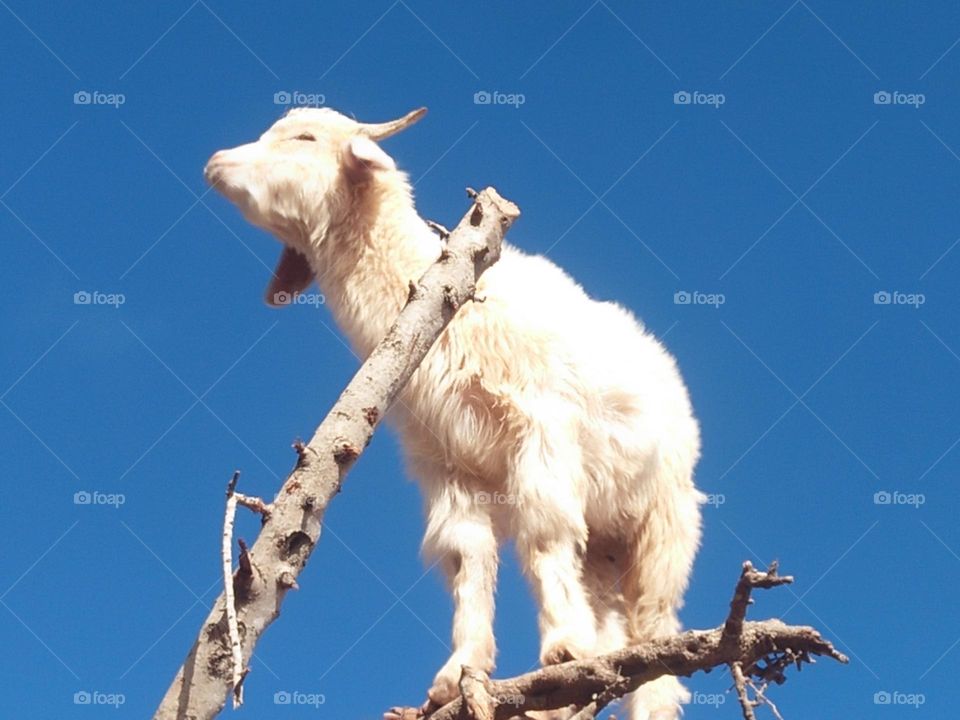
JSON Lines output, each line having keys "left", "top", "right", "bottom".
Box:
{"left": 220, "top": 471, "right": 245, "bottom": 709}
{"left": 387, "top": 561, "right": 847, "bottom": 720}
{"left": 152, "top": 187, "right": 520, "bottom": 720}
{"left": 730, "top": 661, "right": 756, "bottom": 720}
{"left": 722, "top": 560, "right": 792, "bottom": 650}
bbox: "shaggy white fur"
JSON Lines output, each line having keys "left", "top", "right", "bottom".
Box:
{"left": 205, "top": 107, "right": 704, "bottom": 720}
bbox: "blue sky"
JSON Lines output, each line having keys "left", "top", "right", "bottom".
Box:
{"left": 1, "top": 1, "right": 958, "bottom": 718}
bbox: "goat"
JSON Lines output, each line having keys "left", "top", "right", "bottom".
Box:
{"left": 205, "top": 107, "right": 703, "bottom": 720}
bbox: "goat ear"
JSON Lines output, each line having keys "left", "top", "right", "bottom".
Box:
{"left": 265, "top": 246, "right": 314, "bottom": 308}
{"left": 342, "top": 135, "right": 396, "bottom": 181}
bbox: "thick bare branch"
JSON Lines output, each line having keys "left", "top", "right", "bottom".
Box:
{"left": 419, "top": 622, "right": 844, "bottom": 720}
{"left": 153, "top": 188, "right": 520, "bottom": 720}
{"left": 391, "top": 563, "right": 847, "bottom": 720}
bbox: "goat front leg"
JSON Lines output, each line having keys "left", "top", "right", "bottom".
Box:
{"left": 420, "top": 485, "right": 499, "bottom": 708}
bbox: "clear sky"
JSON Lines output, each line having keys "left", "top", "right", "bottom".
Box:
{"left": 1, "top": 2, "right": 958, "bottom": 718}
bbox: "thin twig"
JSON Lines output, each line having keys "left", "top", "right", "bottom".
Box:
{"left": 730, "top": 662, "right": 756, "bottom": 720}
{"left": 749, "top": 679, "right": 785, "bottom": 720}
{"left": 222, "top": 471, "right": 244, "bottom": 709}
{"left": 426, "top": 219, "right": 451, "bottom": 239}
{"left": 234, "top": 492, "right": 272, "bottom": 518}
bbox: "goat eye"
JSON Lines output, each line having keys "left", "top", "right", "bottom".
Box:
{"left": 293, "top": 132, "right": 316, "bottom": 142}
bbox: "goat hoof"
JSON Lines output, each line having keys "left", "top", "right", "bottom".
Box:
{"left": 425, "top": 673, "right": 459, "bottom": 709}
{"left": 540, "top": 629, "right": 593, "bottom": 666}
{"left": 540, "top": 644, "right": 576, "bottom": 665}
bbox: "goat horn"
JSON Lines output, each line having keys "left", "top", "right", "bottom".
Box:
{"left": 361, "top": 107, "right": 427, "bottom": 140}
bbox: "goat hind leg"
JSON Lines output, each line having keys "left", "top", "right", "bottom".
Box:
{"left": 512, "top": 428, "right": 596, "bottom": 666}
{"left": 622, "top": 481, "right": 702, "bottom": 720}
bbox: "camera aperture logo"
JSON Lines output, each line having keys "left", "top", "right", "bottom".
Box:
{"left": 74, "top": 690, "right": 125, "bottom": 708}
{"left": 74, "top": 490, "right": 126, "bottom": 509}
{"left": 673, "top": 90, "right": 725, "bottom": 108}
{"left": 674, "top": 290, "right": 725, "bottom": 308}
{"left": 74, "top": 90, "right": 125, "bottom": 108}
{"left": 274, "top": 690, "right": 326, "bottom": 708}
{"left": 476, "top": 491, "right": 522, "bottom": 507}
{"left": 873, "top": 491, "right": 924, "bottom": 509}
{"left": 474, "top": 90, "right": 525, "bottom": 108}
{"left": 74, "top": 290, "right": 125, "bottom": 308}
{"left": 873, "top": 690, "right": 925, "bottom": 707}
{"left": 873, "top": 91, "right": 925, "bottom": 109}
{"left": 272, "top": 291, "right": 325, "bottom": 308}
{"left": 274, "top": 91, "right": 326, "bottom": 107}
{"left": 873, "top": 290, "right": 924, "bottom": 309}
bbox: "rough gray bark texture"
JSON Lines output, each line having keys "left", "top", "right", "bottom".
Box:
{"left": 153, "top": 187, "right": 520, "bottom": 720}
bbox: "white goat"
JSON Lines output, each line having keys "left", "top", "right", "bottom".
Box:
{"left": 205, "top": 107, "right": 703, "bottom": 720}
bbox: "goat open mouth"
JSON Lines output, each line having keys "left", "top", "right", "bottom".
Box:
{"left": 264, "top": 245, "right": 314, "bottom": 307}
